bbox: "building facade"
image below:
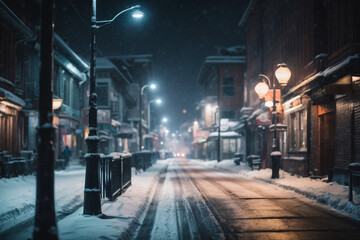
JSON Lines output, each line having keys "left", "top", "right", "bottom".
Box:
{"left": 0, "top": 1, "right": 89, "bottom": 160}
{"left": 0, "top": 1, "right": 32, "bottom": 156}
{"left": 240, "top": 0, "right": 360, "bottom": 182}
{"left": 196, "top": 47, "right": 246, "bottom": 161}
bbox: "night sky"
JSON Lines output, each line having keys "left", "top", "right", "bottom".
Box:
{"left": 54, "top": 0, "right": 249, "bottom": 131}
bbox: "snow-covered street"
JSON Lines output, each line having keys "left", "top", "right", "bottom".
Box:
{"left": 1, "top": 158, "right": 360, "bottom": 240}
{"left": 135, "top": 159, "right": 360, "bottom": 240}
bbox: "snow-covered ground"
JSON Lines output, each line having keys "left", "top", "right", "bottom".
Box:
{"left": 0, "top": 159, "right": 168, "bottom": 239}
{"left": 0, "top": 158, "right": 359, "bottom": 240}
{"left": 191, "top": 159, "right": 360, "bottom": 220}
{"left": 0, "top": 161, "right": 85, "bottom": 233}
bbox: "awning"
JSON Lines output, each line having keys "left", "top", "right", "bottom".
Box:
{"left": 208, "top": 131, "right": 241, "bottom": 138}
{"left": 116, "top": 123, "right": 136, "bottom": 138}
{"left": 0, "top": 87, "right": 25, "bottom": 108}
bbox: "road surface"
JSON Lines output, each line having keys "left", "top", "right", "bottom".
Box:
{"left": 134, "top": 159, "right": 360, "bottom": 240}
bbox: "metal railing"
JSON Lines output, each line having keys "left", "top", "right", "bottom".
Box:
{"left": 0, "top": 151, "right": 36, "bottom": 178}
{"left": 131, "top": 151, "right": 159, "bottom": 171}
{"left": 100, "top": 152, "right": 132, "bottom": 201}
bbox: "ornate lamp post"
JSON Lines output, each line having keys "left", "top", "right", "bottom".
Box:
{"left": 139, "top": 83, "right": 156, "bottom": 150}
{"left": 255, "top": 63, "right": 291, "bottom": 179}
{"left": 84, "top": 0, "right": 143, "bottom": 215}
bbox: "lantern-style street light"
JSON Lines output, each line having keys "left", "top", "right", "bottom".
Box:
{"left": 139, "top": 83, "right": 156, "bottom": 150}
{"left": 84, "top": 0, "right": 143, "bottom": 215}
{"left": 255, "top": 63, "right": 291, "bottom": 179}
{"left": 148, "top": 98, "right": 162, "bottom": 132}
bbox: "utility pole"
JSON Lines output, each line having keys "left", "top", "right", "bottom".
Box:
{"left": 33, "top": 0, "right": 58, "bottom": 239}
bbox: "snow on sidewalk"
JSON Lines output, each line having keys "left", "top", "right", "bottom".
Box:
{"left": 191, "top": 159, "right": 360, "bottom": 220}
{"left": 58, "top": 160, "right": 168, "bottom": 240}
{"left": 0, "top": 159, "right": 168, "bottom": 240}
{"left": 0, "top": 160, "right": 85, "bottom": 233}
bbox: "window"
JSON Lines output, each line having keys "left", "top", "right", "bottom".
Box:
{"left": 290, "top": 113, "right": 297, "bottom": 150}
{"left": 73, "top": 82, "right": 79, "bottom": 110}
{"left": 97, "top": 82, "right": 109, "bottom": 106}
{"left": 222, "top": 76, "right": 234, "bottom": 97}
{"left": 223, "top": 139, "right": 229, "bottom": 152}
{"left": 63, "top": 73, "right": 70, "bottom": 105}
{"left": 229, "top": 139, "right": 236, "bottom": 153}
{"left": 288, "top": 109, "right": 307, "bottom": 151}
{"left": 299, "top": 110, "right": 307, "bottom": 149}
{"left": 221, "top": 110, "right": 235, "bottom": 119}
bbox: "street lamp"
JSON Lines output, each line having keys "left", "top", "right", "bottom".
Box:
{"left": 84, "top": 0, "right": 143, "bottom": 215}
{"left": 148, "top": 98, "right": 162, "bottom": 132}
{"left": 139, "top": 83, "right": 156, "bottom": 150}
{"left": 255, "top": 63, "right": 291, "bottom": 179}
{"left": 162, "top": 117, "right": 168, "bottom": 123}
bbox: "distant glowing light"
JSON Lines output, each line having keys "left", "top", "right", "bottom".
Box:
{"left": 206, "top": 105, "right": 212, "bottom": 112}
{"left": 265, "top": 101, "right": 273, "bottom": 108}
{"left": 132, "top": 10, "right": 144, "bottom": 19}
{"left": 150, "top": 84, "right": 156, "bottom": 89}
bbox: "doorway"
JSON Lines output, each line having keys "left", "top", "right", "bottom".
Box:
{"left": 319, "top": 111, "right": 335, "bottom": 176}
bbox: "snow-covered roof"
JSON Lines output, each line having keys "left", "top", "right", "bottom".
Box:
{"left": 208, "top": 131, "right": 240, "bottom": 138}
{"left": 205, "top": 56, "right": 246, "bottom": 64}
{"left": 97, "top": 57, "right": 131, "bottom": 85}
{"left": 54, "top": 34, "right": 89, "bottom": 71}
{"left": 0, "top": 87, "right": 25, "bottom": 107}
{"left": 288, "top": 54, "right": 360, "bottom": 94}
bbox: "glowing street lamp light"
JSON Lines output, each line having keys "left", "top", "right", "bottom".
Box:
{"left": 254, "top": 81, "right": 270, "bottom": 99}
{"left": 275, "top": 63, "right": 292, "bottom": 87}
{"left": 132, "top": 9, "right": 144, "bottom": 19}
{"left": 255, "top": 63, "right": 291, "bottom": 179}
{"left": 162, "top": 117, "right": 168, "bottom": 123}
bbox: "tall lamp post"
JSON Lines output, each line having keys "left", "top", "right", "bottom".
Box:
{"left": 84, "top": 0, "right": 143, "bottom": 215}
{"left": 148, "top": 98, "right": 162, "bottom": 132}
{"left": 255, "top": 63, "right": 291, "bottom": 179}
{"left": 139, "top": 83, "right": 156, "bottom": 150}
{"left": 34, "top": 0, "right": 58, "bottom": 239}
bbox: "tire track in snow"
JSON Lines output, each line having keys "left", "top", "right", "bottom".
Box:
{"left": 135, "top": 164, "right": 168, "bottom": 240}
{"left": 172, "top": 164, "right": 192, "bottom": 240}
{"left": 181, "top": 164, "right": 238, "bottom": 240}
{"left": 174, "top": 161, "right": 223, "bottom": 240}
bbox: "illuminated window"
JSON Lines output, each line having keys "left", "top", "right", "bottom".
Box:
{"left": 299, "top": 110, "right": 307, "bottom": 149}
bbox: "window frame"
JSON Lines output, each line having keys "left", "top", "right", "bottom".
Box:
{"left": 222, "top": 75, "right": 235, "bottom": 97}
